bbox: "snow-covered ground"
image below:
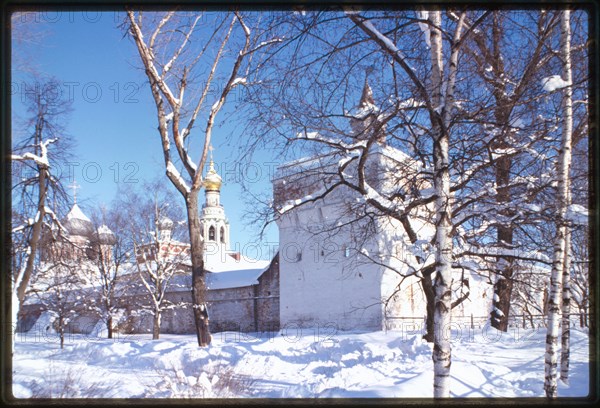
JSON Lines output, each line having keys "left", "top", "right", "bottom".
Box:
{"left": 12, "top": 325, "right": 590, "bottom": 398}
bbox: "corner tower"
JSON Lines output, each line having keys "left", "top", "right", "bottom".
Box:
{"left": 349, "top": 76, "right": 387, "bottom": 144}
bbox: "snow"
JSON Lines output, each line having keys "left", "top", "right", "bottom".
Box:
{"left": 541, "top": 75, "right": 571, "bottom": 92}
{"left": 566, "top": 204, "right": 588, "bottom": 225}
{"left": 352, "top": 101, "right": 380, "bottom": 119}
{"left": 398, "top": 97, "right": 425, "bottom": 109}
{"left": 352, "top": 18, "right": 414, "bottom": 73}
{"left": 166, "top": 250, "right": 273, "bottom": 290}
{"left": 66, "top": 204, "right": 91, "bottom": 223}
{"left": 416, "top": 10, "right": 431, "bottom": 47}
{"left": 207, "top": 268, "right": 267, "bottom": 290}
{"left": 231, "top": 77, "right": 247, "bottom": 86}
{"left": 12, "top": 327, "right": 590, "bottom": 398}
{"left": 296, "top": 131, "right": 320, "bottom": 139}
{"left": 97, "top": 225, "right": 114, "bottom": 235}
{"left": 166, "top": 161, "right": 190, "bottom": 193}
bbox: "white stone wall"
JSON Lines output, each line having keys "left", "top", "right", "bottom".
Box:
{"left": 278, "top": 193, "right": 387, "bottom": 331}
{"left": 274, "top": 147, "right": 439, "bottom": 332}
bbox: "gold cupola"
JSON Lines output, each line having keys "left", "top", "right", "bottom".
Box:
{"left": 204, "top": 159, "right": 222, "bottom": 191}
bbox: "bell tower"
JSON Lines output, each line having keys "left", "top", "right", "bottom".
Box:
{"left": 200, "top": 150, "right": 230, "bottom": 254}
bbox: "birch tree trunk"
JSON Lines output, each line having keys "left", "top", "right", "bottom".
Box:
{"left": 544, "top": 9, "right": 573, "bottom": 399}
{"left": 430, "top": 9, "right": 454, "bottom": 398}
{"left": 560, "top": 225, "right": 572, "bottom": 384}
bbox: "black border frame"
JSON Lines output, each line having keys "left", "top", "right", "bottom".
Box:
{"left": 0, "top": 1, "right": 598, "bottom": 406}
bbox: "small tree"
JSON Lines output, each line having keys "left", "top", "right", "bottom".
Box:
{"left": 88, "top": 208, "right": 130, "bottom": 339}
{"left": 116, "top": 181, "right": 190, "bottom": 340}
{"left": 28, "top": 244, "right": 91, "bottom": 349}
{"left": 131, "top": 203, "right": 188, "bottom": 340}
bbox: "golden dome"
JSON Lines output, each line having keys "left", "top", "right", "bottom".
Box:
{"left": 204, "top": 159, "right": 222, "bottom": 191}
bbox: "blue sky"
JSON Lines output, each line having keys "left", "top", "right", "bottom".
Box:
{"left": 12, "top": 11, "right": 279, "bottom": 260}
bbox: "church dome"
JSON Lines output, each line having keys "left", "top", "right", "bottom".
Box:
{"left": 62, "top": 203, "right": 93, "bottom": 238}
{"left": 158, "top": 216, "right": 174, "bottom": 230}
{"left": 96, "top": 224, "right": 117, "bottom": 245}
{"left": 204, "top": 160, "right": 222, "bottom": 191}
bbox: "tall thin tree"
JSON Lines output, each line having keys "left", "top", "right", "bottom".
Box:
{"left": 544, "top": 9, "right": 573, "bottom": 399}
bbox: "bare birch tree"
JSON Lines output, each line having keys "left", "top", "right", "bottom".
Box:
{"left": 11, "top": 78, "right": 71, "bottom": 334}
{"left": 125, "top": 9, "right": 277, "bottom": 346}
{"left": 346, "top": 8, "right": 475, "bottom": 398}
{"left": 544, "top": 9, "right": 574, "bottom": 399}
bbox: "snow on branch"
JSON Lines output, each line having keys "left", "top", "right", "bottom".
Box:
{"left": 11, "top": 138, "right": 57, "bottom": 168}
{"left": 461, "top": 247, "right": 551, "bottom": 265}
{"left": 541, "top": 75, "right": 571, "bottom": 92}
{"left": 566, "top": 204, "right": 588, "bottom": 225}
{"left": 416, "top": 10, "right": 431, "bottom": 47}
{"left": 245, "top": 37, "right": 285, "bottom": 55}
{"left": 295, "top": 130, "right": 368, "bottom": 152}
{"left": 166, "top": 161, "right": 191, "bottom": 194}
{"left": 231, "top": 77, "right": 247, "bottom": 87}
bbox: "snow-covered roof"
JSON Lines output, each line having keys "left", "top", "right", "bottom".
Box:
{"left": 66, "top": 204, "right": 91, "bottom": 222}
{"left": 138, "top": 247, "right": 271, "bottom": 291}
{"left": 63, "top": 204, "right": 93, "bottom": 237}
{"left": 274, "top": 143, "right": 411, "bottom": 182}
{"left": 96, "top": 224, "right": 117, "bottom": 245}
{"left": 203, "top": 250, "right": 271, "bottom": 289}
{"left": 207, "top": 267, "right": 268, "bottom": 290}
{"left": 164, "top": 252, "right": 271, "bottom": 292}
{"left": 97, "top": 224, "right": 113, "bottom": 235}
{"left": 158, "top": 217, "right": 174, "bottom": 230}
{"left": 205, "top": 250, "right": 270, "bottom": 273}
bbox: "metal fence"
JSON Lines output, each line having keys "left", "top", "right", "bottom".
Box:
{"left": 384, "top": 312, "right": 590, "bottom": 332}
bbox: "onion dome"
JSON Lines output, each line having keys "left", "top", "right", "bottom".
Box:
{"left": 158, "top": 216, "right": 174, "bottom": 230}
{"left": 62, "top": 203, "right": 93, "bottom": 237}
{"left": 204, "top": 160, "right": 222, "bottom": 192}
{"left": 96, "top": 224, "right": 117, "bottom": 245}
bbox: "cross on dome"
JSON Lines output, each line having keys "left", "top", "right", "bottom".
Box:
{"left": 68, "top": 179, "right": 81, "bottom": 204}
{"left": 204, "top": 145, "right": 222, "bottom": 192}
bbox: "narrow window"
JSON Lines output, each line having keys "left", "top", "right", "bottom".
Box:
{"left": 209, "top": 226, "right": 215, "bottom": 241}
{"left": 220, "top": 226, "right": 225, "bottom": 243}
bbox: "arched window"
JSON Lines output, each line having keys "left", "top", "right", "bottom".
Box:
{"left": 209, "top": 226, "right": 215, "bottom": 241}
{"left": 220, "top": 227, "right": 225, "bottom": 243}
